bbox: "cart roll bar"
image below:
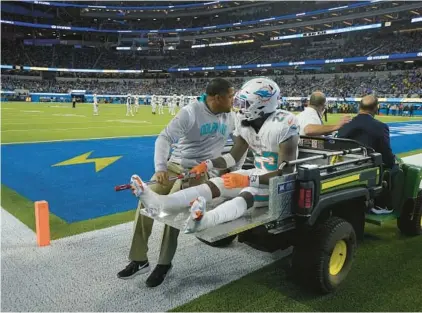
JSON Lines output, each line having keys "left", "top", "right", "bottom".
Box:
{"left": 278, "top": 147, "right": 365, "bottom": 170}
{"left": 299, "top": 136, "right": 375, "bottom": 154}
{"left": 317, "top": 156, "right": 373, "bottom": 170}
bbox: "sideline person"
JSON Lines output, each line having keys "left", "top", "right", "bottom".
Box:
{"left": 338, "top": 95, "right": 397, "bottom": 214}
{"left": 297, "top": 91, "right": 350, "bottom": 136}
{"left": 117, "top": 78, "right": 239, "bottom": 287}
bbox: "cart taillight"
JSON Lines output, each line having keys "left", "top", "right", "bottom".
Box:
{"left": 297, "top": 181, "right": 315, "bottom": 216}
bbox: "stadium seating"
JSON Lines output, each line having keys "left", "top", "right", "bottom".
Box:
{"left": 2, "top": 32, "right": 421, "bottom": 70}
{"left": 1, "top": 1, "right": 422, "bottom": 98}
{"left": 2, "top": 70, "right": 421, "bottom": 97}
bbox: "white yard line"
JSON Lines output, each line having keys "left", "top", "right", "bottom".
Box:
{"left": 2, "top": 121, "right": 97, "bottom": 125}
{"left": 2, "top": 116, "right": 135, "bottom": 121}
{"left": 19, "top": 110, "right": 44, "bottom": 113}
{"left": 3, "top": 120, "right": 152, "bottom": 125}
{"left": 1, "top": 207, "right": 288, "bottom": 312}
{"left": 1, "top": 134, "right": 160, "bottom": 145}
{"left": 1, "top": 125, "right": 167, "bottom": 132}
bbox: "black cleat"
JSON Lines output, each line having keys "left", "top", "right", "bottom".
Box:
{"left": 117, "top": 261, "right": 150, "bottom": 280}
{"left": 146, "top": 264, "right": 173, "bottom": 287}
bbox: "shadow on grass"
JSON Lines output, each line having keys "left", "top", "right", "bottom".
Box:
{"left": 172, "top": 225, "right": 422, "bottom": 312}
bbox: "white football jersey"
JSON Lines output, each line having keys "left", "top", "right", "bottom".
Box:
{"left": 172, "top": 96, "right": 178, "bottom": 105}
{"left": 234, "top": 109, "right": 299, "bottom": 173}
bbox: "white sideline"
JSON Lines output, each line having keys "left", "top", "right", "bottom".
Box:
{"left": 2, "top": 124, "right": 166, "bottom": 132}
{"left": 1, "top": 208, "right": 288, "bottom": 312}
{"left": 402, "top": 154, "right": 422, "bottom": 188}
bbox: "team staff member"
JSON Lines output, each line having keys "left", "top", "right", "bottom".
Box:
{"left": 338, "top": 95, "right": 397, "bottom": 214}
{"left": 297, "top": 91, "right": 350, "bottom": 136}
{"left": 117, "top": 78, "right": 239, "bottom": 287}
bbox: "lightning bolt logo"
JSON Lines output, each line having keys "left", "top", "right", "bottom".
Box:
{"left": 52, "top": 151, "right": 122, "bottom": 172}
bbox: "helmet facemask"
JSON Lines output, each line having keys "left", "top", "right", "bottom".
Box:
{"left": 233, "top": 77, "right": 281, "bottom": 123}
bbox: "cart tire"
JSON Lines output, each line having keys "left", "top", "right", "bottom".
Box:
{"left": 292, "top": 216, "right": 357, "bottom": 294}
{"left": 397, "top": 190, "right": 422, "bottom": 236}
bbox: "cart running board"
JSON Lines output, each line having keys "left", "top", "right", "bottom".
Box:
{"left": 140, "top": 205, "right": 275, "bottom": 243}
{"left": 365, "top": 212, "right": 399, "bottom": 226}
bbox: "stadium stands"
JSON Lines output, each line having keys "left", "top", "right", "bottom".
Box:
{"left": 2, "top": 30, "right": 421, "bottom": 70}
{"left": 2, "top": 69, "right": 421, "bottom": 97}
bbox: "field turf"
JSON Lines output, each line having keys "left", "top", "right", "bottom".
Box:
{"left": 1, "top": 102, "right": 422, "bottom": 312}
{"left": 1, "top": 102, "right": 177, "bottom": 238}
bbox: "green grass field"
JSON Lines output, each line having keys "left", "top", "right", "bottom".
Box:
{"left": 2, "top": 102, "right": 422, "bottom": 312}
{"left": 2, "top": 102, "right": 421, "bottom": 143}
{"left": 1, "top": 102, "right": 175, "bottom": 143}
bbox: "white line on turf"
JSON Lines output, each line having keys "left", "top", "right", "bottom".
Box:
{"left": 2, "top": 121, "right": 98, "bottom": 125}
{"left": 1, "top": 134, "right": 159, "bottom": 145}
{"left": 402, "top": 154, "right": 422, "bottom": 166}
{"left": 52, "top": 114, "right": 87, "bottom": 117}
{"left": 2, "top": 124, "right": 167, "bottom": 132}
{"left": 106, "top": 119, "right": 152, "bottom": 124}
{"left": 2, "top": 117, "right": 93, "bottom": 121}
{"left": 402, "top": 154, "right": 422, "bottom": 188}
{"left": 2, "top": 118, "right": 155, "bottom": 125}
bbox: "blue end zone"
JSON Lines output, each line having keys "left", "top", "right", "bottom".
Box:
{"left": 388, "top": 121, "right": 422, "bottom": 154}
{"left": 1, "top": 137, "right": 157, "bottom": 222}
{"left": 1, "top": 121, "right": 421, "bottom": 223}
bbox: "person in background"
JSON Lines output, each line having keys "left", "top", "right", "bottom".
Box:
{"left": 337, "top": 95, "right": 397, "bottom": 214}
{"left": 93, "top": 93, "right": 99, "bottom": 116}
{"left": 126, "top": 94, "right": 134, "bottom": 116}
{"left": 297, "top": 91, "right": 350, "bottom": 136}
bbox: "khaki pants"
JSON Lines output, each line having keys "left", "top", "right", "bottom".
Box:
{"left": 128, "top": 162, "right": 208, "bottom": 265}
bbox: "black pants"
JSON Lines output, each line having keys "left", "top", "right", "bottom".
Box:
{"left": 72, "top": 101, "right": 76, "bottom": 108}
{"left": 376, "top": 164, "right": 400, "bottom": 208}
